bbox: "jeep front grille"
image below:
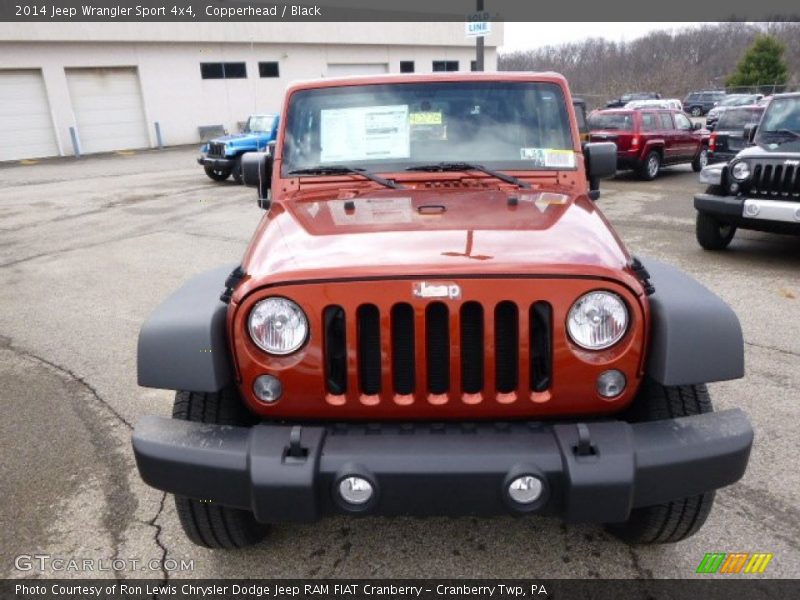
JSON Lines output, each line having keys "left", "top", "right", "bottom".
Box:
{"left": 207, "top": 142, "right": 226, "bottom": 158}
{"left": 748, "top": 162, "right": 800, "bottom": 198}
{"left": 322, "top": 300, "right": 553, "bottom": 405}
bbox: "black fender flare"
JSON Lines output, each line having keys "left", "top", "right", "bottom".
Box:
{"left": 639, "top": 256, "right": 744, "bottom": 386}
{"left": 137, "top": 264, "right": 237, "bottom": 392}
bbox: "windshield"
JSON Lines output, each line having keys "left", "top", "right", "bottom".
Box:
{"left": 588, "top": 112, "right": 633, "bottom": 131}
{"left": 717, "top": 107, "right": 763, "bottom": 130}
{"left": 246, "top": 115, "right": 277, "bottom": 133}
{"left": 281, "top": 81, "right": 575, "bottom": 175}
{"left": 759, "top": 97, "right": 800, "bottom": 134}
{"left": 719, "top": 95, "right": 758, "bottom": 107}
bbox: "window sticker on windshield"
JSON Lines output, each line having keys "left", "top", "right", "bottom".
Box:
{"left": 545, "top": 150, "right": 576, "bottom": 168}
{"left": 409, "top": 111, "right": 442, "bottom": 125}
{"left": 520, "top": 148, "right": 576, "bottom": 168}
{"left": 320, "top": 105, "right": 410, "bottom": 163}
{"left": 520, "top": 148, "right": 546, "bottom": 165}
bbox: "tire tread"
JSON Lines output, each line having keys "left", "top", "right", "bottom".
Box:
{"left": 172, "top": 389, "right": 267, "bottom": 549}
{"left": 607, "top": 379, "right": 716, "bottom": 544}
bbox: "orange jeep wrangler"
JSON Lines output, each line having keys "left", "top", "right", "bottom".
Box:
{"left": 133, "top": 73, "right": 752, "bottom": 548}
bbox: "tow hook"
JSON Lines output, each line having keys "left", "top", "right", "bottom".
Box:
{"left": 284, "top": 425, "right": 309, "bottom": 464}
{"left": 574, "top": 423, "right": 597, "bottom": 457}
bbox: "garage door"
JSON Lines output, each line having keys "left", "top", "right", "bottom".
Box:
{"left": 66, "top": 67, "right": 149, "bottom": 154}
{"left": 0, "top": 70, "right": 59, "bottom": 162}
{"left": 327, "top": 63, "right": 389, "bottom": 77}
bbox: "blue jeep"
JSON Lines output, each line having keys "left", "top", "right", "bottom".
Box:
{"left": 197, "top": 114, "right": 279, "bottom": 183}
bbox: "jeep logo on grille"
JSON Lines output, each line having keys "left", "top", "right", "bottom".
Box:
{"left": 413, "top": 281, "right": 461, "bottom": 300}
{"left": 784, "top": 159, "right": 800, "bottom": 167}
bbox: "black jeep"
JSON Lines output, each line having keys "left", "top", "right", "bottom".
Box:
{"left": 694, "top": 92, "right": 800, "bottom": 250}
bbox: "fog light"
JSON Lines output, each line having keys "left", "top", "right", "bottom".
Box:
{"left": 253, "top": 375, "right": 282, "bottom": 403}
{"left": 338, "top": 476, "right": 374, "bottom": 505}
{"left": 597, "top": 369, "right": 626, "bottom": 398}
{"left": 743, "top": 201, "right": 760, "bottom": 217}
{"left": 508, "top": 475, "right": 543, "bottom": 504}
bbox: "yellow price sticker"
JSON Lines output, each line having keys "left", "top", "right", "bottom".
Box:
{"left": 410, "top": 112, "right": 442, "bottom": 125}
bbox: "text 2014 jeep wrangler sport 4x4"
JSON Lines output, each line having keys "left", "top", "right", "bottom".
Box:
{"left": 133, "top": 73, "right": 753, "bottom": 548}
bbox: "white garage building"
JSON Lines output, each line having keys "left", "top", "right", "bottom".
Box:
{"left": 0, "top": 23, "right": 502, "bottom": 161}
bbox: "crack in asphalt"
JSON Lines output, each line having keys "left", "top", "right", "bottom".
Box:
{"left": 0, "top": 185, "right": 214, "bottom": 234}
{"left": 626, "top": 545, "right": 654, "bottom": 580}
{"left": 723, "top": 484, "right": 800, "bottom": 552}
{"left": 148, "top": 492, "right": 170, "bottom": 585}
{"left": 744, "top": 340, "right": 800, "bottom": 358}
{"left": 0, "top": 229, "right": 163, "bottom": 269}
{"left": 0, "top": 335, "right": 171, "bottom": 581}
{"left": 179, "top": 229, "right": 250, "bottom": 245}
{"left": 0, "top": 335, "right": 132, "bottom": 430}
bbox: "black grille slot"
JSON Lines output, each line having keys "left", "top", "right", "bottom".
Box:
{"left": 772, "top": 165, "right": 783, "bottom": 194}
{"left": 763, "top": 165, "right": 773, "bottom": 193}
{"left": 460, "top": 302, "right": 484, "bottom": 394}
{"left": 425, "top": 302, "right": 450, "bottom": 394}
{"left": 746, "top": 162, "right": 800, "bottom": 198}
{"left": 391, "top": 303, "right": 415, "bottom": 395}
{"left": 530, "top": 302, "right": 553, "bottom": 392}
{"left": 752, "top": 164, "right": 763, "bottom": 192}
{"left": 495, "top": 301, "right": 519, "bottom": 394}
{"left": 323, "top": 306, "right": 347, "bottom": 395}
{"left": 357, "top": 304, "right": 381, "bottom": 395}
{"left": 783, "top": 165, "right": 796, "bottom": 194}
{"left": 208, "top": 142, "right": 226, "bottom": 158}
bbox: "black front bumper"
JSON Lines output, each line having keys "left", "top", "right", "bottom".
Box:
{"left": 133, "top": 410, "right": 752, "bottom": 524}
{"left": 198, "top": 156, "right": 234, "bottom": 169}
{"left": 695, "top": 193, "right": 744, "bottom": 218}
{"left": 695, "top": 193, "right": 800, "bottom": 234}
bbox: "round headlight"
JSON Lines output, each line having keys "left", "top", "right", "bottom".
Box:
{"left": 248, "top": 297, "right": 308, "bottom": 355}
{"left": 731, "top": 161, "right": 750, "bottom": 181}
{"left": 567, "top": 291, "right": 628, "bottom": 350}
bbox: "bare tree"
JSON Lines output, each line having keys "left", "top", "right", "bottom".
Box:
{"left": 499, "top": 23, "right": 800, "bottom": 106}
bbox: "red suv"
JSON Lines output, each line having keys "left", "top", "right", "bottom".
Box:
{"left": 588, "top": 109, "right": 710, "bottom": 180}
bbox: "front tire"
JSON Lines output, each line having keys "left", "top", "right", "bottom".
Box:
{"left": 172, "top": 389, "right": 268, "bottom": 549}
{"left": 692, "top": 147, "right": 709, "bottom": 172}
{"left": 231, "top": 155, "right": 243, "bottom": 184}
{"left": 606, "top": 379, "right": 716, "bottom": 544}
{"left": 204, "top": 165, "right": 231, "bottom": 182}
{"left": 696, "top": 211, "right": 736, "bottom": 250}
{"left": 638, "top": 151, "right": 661, "bottom": 180}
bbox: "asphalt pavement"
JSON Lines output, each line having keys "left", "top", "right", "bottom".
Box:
{"left": 1, "top": 147, "right": 798, "bottom": 580}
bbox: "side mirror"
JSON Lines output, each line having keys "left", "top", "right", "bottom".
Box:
{"left": 692, "top": 122, "right": 702, "bottom": 131}
{"left": 744, "top": 123, "right": 758, "bottom": 143}
{"left": 242, "top": 146, "right": 274, "bottom": 210}
{"left": 584, "top": 142, "right": 617, "bottom": 200}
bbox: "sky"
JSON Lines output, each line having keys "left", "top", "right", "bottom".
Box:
{"left": 500, "top": 22, "right": 702, "bottom": 52}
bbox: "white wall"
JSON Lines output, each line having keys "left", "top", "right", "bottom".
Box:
{"left": 0, "top": 35, "right": 499, "bottom": 156}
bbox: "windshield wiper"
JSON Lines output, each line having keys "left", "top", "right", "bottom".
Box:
{"left": 405, "top": 162, "right": 531, "bottom": 189}
{"left": 288, "top": 165, "right": 404, "bottom": 189}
